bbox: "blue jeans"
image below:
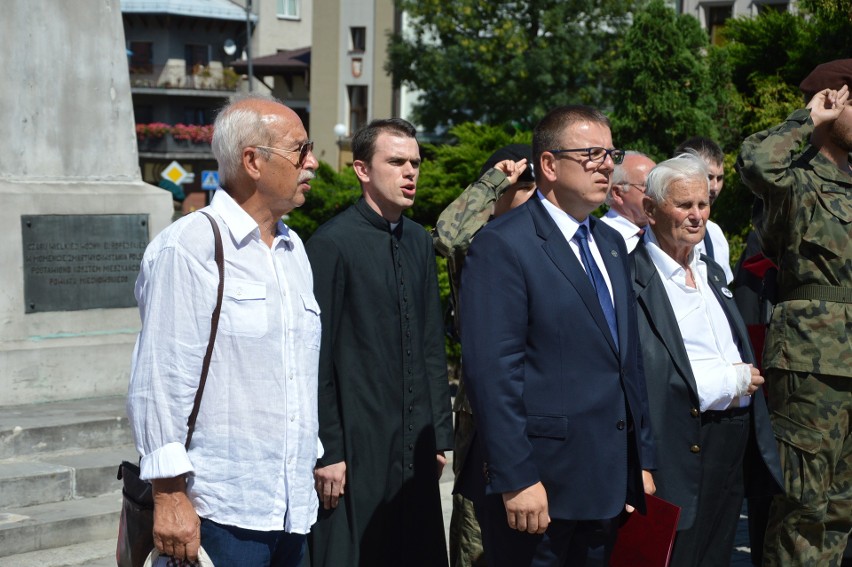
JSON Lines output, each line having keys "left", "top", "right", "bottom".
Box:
{"left": 200, "top": 518, "right": 306, "bottom": 567}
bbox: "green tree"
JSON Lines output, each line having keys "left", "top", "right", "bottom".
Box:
{"left": 388, "top": 0, "right": 636, "bottom": 131}
{"left": 285, "top": 161, "right": 361, "bottom": 239}
{"left": 410, "top": 123, "right": 531, "bottom": 227}
{"left": 609, "top": 0, "right": 721, "bottom": 160}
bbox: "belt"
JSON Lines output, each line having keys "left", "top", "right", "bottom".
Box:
{"left": 701, "top": 405, "right": 750, "bottom": 423}
{"left": 781, "top": 284, "right": 852, "bottom": 303}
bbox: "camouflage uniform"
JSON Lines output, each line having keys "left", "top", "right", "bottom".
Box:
{"left": 736, "top": 108, "right": 852, "bottom": 567}
{"left": 433, "top": 167, "right": 512, "bottom": 567}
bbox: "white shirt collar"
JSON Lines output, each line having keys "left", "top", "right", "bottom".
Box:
{"left": 210, "top": 189, "right": 291, "bottom": 245}
{"left": 644, "top": 228, "right": 700, "bottom": 281}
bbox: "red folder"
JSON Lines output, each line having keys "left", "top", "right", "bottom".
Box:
{"left": 610, "top": 494, "right": 681, "bottom": 567}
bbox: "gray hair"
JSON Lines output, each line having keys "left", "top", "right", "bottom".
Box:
{"left": 645, "top": 152, "right": 709, "bottom": 204}
{"left": 212, "top": 93, "right": 285, "bottom": 187}
{"left": 607, "top": 151, "right": 652, "bottom": 205}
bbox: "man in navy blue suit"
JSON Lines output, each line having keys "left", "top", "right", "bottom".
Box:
{"left": 459, "top": 105, "right": 656, "bottom": 566}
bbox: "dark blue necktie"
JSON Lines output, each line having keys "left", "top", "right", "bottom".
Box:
{"left": 574, "top": 224, "right": 618, "bottom": 347}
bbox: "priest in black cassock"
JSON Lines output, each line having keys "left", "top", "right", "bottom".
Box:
{"left": 304, "top": 118, "right": 453, "bottom": 567}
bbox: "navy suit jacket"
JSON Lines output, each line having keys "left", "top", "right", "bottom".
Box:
{"left": 460, "top": 196, "right": 656, "bottom": 521}
{"left": 631, "top": 243, "right": 783, "bottom": 530}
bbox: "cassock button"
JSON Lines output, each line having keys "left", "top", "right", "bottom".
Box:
{"left": 409, "top": 424, "right": 414, "bottom": 431}
{"left": 409, "top": 385, "right": 413, "bottom": 392}
{"left": 409, "top": 405, "right": 413, "bottom": 412}
{"left": 690, "top": 444, "right": 701, "bottom": 453}
{"left": 616, "top": 420, "right": 625, "bottom": 430}
{"left": 409, "top": 443, "right": 413, "bottom": 450}
{"left": 409, "top": 463, "right": 414, "bottom": 469}
{"left": 690, "top": 408, "right": 699, "bottom": 418}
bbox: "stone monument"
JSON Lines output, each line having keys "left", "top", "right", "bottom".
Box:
{"left": 0, "top": 0, "right": 173, "bottom": 405}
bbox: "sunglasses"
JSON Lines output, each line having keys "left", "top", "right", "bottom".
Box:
{"left": 254, "top": 140, "right": 314, "bottom": 167}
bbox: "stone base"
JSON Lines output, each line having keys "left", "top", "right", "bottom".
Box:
{"left": 0, "top": 180, "right": 172, "bottom": 405}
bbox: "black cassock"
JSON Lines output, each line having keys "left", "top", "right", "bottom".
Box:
{"left": 305, "top": 198, "right": 453, "bottom": 567}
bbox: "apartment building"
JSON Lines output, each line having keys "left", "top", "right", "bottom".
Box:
{"left": 677, "top": 0, "right": 793, "bottom": 44}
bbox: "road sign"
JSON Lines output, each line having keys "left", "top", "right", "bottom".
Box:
{"left": 201, "top": 170, "right": 220, "bottom": 190}
{"left": 161, "top": 161, "right": 189, "bottom": 185}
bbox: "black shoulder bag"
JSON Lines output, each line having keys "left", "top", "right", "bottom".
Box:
{"left": 116, "top": 211, "right": 224, "bottom": 567}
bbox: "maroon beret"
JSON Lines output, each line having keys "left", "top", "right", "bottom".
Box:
{"left": 800, "top": 59, "right": 852, "bottom": 100}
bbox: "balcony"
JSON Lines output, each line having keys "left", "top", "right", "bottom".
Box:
{"left": 129, "top": 61, "right": 241, "bottom": 95}
{"left": 136, "top": 123, "right": 213, "bottom": 159}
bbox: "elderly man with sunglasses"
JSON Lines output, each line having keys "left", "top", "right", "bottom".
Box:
{"left": 127, "top": 94, "right": 321, "bottom": 567}
{"left": 460, "top": 105, "right": 656, "bottom": 566}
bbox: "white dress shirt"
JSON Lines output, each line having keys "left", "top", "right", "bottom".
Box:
{"left": 538, "top": 192, "right": 614, "bottom": 304}
{"left": 695, "top": 220, "right": 733, "bottom": 284}
{"left": 601, "top": 209, "right": 644, "bottom": 253}
{"left": 128, "top": 189, "right": 321, "bottom": 533}
{"left": 645, "top": 231, "right": 752, "bottom": 412}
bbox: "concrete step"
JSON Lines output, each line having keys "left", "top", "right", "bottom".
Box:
{"left": 0, "top": 537, "right": 115, "bottom": 567}
{"left": 0, "top": 395, "right": 130, "bottom": 459}
{"left": 0, "top": 445, "right": 138, "bottom": 508}
{"left": 0, "top": 491, "right": 121, "bottom": 558}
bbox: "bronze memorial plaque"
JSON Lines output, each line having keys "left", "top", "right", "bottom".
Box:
{"left": 21, "top": 214, "right": 149, "bottom": 313}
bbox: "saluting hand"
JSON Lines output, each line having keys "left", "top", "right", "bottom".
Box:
{"left": 808, "top": 84, "right": 849, "bottom": 128}
{"left": 494, "top": 158, "right": 530, "bottom": 185}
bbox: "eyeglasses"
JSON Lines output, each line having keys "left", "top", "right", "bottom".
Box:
{"left": 549, "top": 147, "right": 625, "bottom": 165}
{"left": 621, "top": 182, "right": 647, "bottom": 193}
{"left": 255, "top": 141, "right": 314, "bottom": 167}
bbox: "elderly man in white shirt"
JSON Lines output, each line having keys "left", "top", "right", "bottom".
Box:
{"left": 127, "top": 94, "right": 321, "bottom": 567}
{"left": 602, "top": 151, "right": 656, "bottom": 253}
{"left": 673, "top": 136, "right": 734, "bottom": 283}
{"left": 630, "top": 153, "right": 782, "bottom": 567}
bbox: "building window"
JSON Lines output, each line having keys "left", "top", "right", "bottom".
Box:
{"left": 348, "top": 86, "right": 368, "bottom": 134}
{"left": 183, "top": 106, "right": 214, "bottom": 125}
{"left": 185, "top": 44, "right": 211, "bottom": 75}
{"left": 277, "top": 0, "right": 299, "bottom": 19}
{"left": 128, "top": 41, "right": 153, "bottom": 74}
{"left": 350, "top": 27, "right": 366, "bottom": 53}
{"left": 706, "top": 4, "right": 732, "bottom": 46}
{"left": 133, "top": 105, "right": 154, "bottom": 124}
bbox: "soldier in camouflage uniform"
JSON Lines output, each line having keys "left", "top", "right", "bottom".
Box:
{"left": 735, "top": 60, "right": 852, "bottom": 567}
{"left": 433, "top": 144, "right": 536, "bottom": 567}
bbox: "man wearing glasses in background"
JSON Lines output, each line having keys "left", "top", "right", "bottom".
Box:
{"left": 601, "top": 151, "right": 657, "bottom": 253}
{"left": 460, "top": 106, "right": 656, "bottom": 566}
{"left": 128, "top": 94, "right": 321, "bottom": 566}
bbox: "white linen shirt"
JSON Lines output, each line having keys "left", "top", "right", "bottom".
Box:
{"left": 601, "top": 209, "right": 644, "bottom": 253}
{"left": 645, "top": 231, "right": 752, "bottom": 412}
{"left": 127, "top": 189, "right": 321, "bottom": 533}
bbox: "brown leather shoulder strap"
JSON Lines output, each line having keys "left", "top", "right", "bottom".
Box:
{"left": 185, "top": 211, "right": 224, "bottom": 449}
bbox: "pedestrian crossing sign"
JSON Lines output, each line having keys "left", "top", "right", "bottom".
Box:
{"left": 201, "top": 170, "right": 220, "bottom": 190}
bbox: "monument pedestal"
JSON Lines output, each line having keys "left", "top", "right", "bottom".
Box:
{"left": 0, "top": 1, "right": 173, "bottom": 406}
{"left": 0, "top": 182, "right": 171, "bottom": 405}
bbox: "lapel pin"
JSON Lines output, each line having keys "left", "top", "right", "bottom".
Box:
{"left": 611, "top": 250, "right": 618, "bottom": 257}
{"left": 721, "top": 287, "right": 733, "bottom": 298}
{"left": 713, "top": 275, "right": 720, "bottom": 282}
